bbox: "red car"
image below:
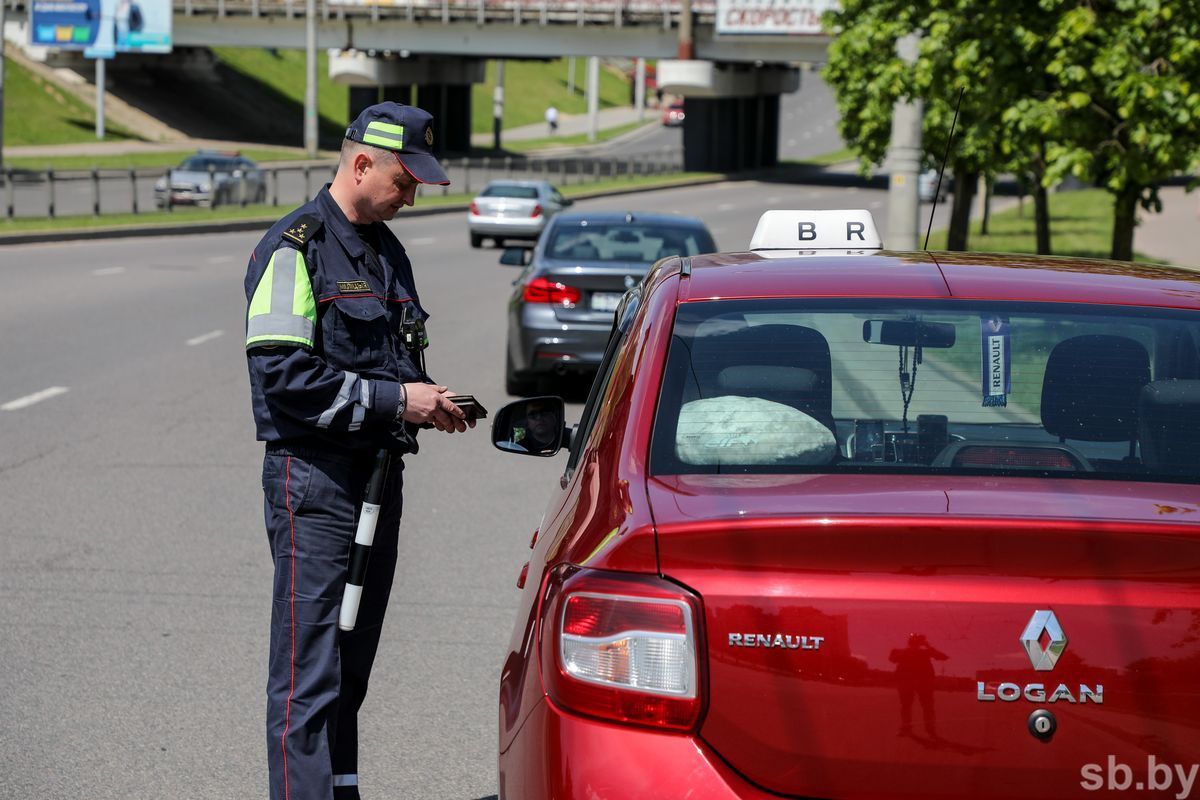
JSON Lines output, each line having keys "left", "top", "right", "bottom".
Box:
{"left": 662, "top": 101, "right": 685, "bottom": 127}
{"left": 491, "top": 210, "right": 1200, "bottom": 800}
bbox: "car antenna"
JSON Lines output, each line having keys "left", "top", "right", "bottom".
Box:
{"left": 923, "top": 87, "right": 965, "bottom": 251}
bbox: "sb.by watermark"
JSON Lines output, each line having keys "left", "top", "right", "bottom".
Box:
{"left": 1081, "top": 756, "right": 1198, "bottom": 799}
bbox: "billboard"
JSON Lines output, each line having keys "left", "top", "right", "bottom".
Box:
{"left": 30, "top": 0, "right": 172, "bottom": 55}
{"left": 716, "top": 0, "right": 836, "bottom": 35}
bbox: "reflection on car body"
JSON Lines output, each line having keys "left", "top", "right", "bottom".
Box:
{"left": 153, "top": 151, "right": 266, "bottom": 209}
{"left": 502, "top": 210, "right": 715, "bottom": 396}
{"left": 491, "top": 208, "right": 1200, "bottom": 800}
{"left": 467, "top": 179, "right": 570, "bottom": 248}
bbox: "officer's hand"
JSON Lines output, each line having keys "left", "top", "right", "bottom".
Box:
{"left": 401, "top": 384, "right": 473, "bottom": 433}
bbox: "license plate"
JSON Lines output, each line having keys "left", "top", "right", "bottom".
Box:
{"left": 590, "top": 292, "right": 622, "bottom": 312}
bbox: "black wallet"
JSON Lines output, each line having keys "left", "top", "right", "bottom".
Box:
{"left": 447, "top": 394, "right": 488, "bottom": 422}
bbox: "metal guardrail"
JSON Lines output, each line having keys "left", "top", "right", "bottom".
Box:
{"left": 176, "top": 0, "right": 717, "bottom": 24}
{"left": 0, "top": 150, "right": 683, "bottom": 220}
{"left": 6, "top": 0, "right": 716, "bottom": 24}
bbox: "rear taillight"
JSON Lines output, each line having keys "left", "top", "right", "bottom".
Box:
{"left": 540, "top": 565, "right": 703, "bottom": 731}
{"left": 523, "top": 277, "right": 581, "bottom": 306}
{"left": 469, "top": 201, "right": 480, "bottom": 215}
{"left": 531, "top": 203, "right": 543, "bottom": 218}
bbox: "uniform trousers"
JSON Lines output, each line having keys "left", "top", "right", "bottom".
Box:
{"left": 262, "top": 447, "right": 404, "bottom": 800}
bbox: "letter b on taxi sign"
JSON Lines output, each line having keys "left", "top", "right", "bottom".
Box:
{"left": 798, "top": 221, "right": 817, "bottom": 241}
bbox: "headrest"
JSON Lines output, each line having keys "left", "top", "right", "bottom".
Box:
{"left": 719, "top": 365, "right": 820, "bottom": 393}
{"left": 1041, "top": 335, "right": 1150, "bottom": 441}
{"left": 1138, "top": 380, "right": 1200, "bottom": 475}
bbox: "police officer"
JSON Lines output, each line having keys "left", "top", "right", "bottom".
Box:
{"left": 244, "top": 102, "right": 472, "bottom": 800}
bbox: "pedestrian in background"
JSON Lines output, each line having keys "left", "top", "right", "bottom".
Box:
{"left": 244, "top": 102, "right": 473, "bottom": 800}
{"left": 545, "top": 104, "right": 559, "bottom": 135}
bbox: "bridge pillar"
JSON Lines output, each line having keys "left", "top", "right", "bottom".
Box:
{"left": 658, "top": 60, "right": 795, "bottom": 173}
{"left": 349, "top": 86, "right": 380, "bottom": 123}
{"left": 415, "top": 83, "right": 472, "bottom": 155}
{"left": 330, "top": 52, "right": 482, "bottom": 156}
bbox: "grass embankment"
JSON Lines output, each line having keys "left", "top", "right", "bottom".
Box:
{"left": 0, "top": 171, "right": 720, "bottom": 235}
{"left": 500, "top": 120, "right": 654, "bottom": 153}
{"left": 471, "top": 59, "right": 632, "bottom": 134}
{"left": 210, "top": 51, "right": 634, "bottom": 138}
{"left": 924, "top": 188, "right": 1160, "bottom": 262}
{"left": 3, "top": 56, "right": 138, "bottom": 146}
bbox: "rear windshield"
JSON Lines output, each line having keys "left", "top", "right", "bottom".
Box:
{"left": 650, "top": 299, "right": 1200, "bottom": 482}
{"left": 481, "top": 185, "right": 539, "bottom": 199}
{"left": 546, "top": 223, "right": 715, "bottom": 263}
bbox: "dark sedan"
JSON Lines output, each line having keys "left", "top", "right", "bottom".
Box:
{"left": 502, "top": 211, "right": 715, "bottom": 396}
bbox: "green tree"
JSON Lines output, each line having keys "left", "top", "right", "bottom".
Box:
{"left": 824, "top": 0, "right": 1054, "bottom": 252}
{"left": 1022, "top": 0, "right": 1200, "bottom": 261}
{"left": 824, "top": 0, "right": 1200, "bottom": 261}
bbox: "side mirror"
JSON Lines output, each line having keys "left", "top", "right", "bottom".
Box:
{"left": 563, "top": 198, "right": 574, "bottom": 206}
{"left": 863, "top": 320, "right": 956, "bottom": 349}
{"left": 492, "top": 396, "right": 567, "bottom": 457}
{"left": 500, "top": 247, "right": 532, "bottom": 267}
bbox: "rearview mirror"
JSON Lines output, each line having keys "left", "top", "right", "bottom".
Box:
{"left": 863, "top": 320, "right": 956, "bottom": 348}
{"left": 500, "top": 247, "right": 532, "bottom": 267}
{"left": 492, "top": 396, "right": 568, "bottom": 457}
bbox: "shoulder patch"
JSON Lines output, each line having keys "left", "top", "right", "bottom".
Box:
{"left": 281, "top": 214, "right": 322, "bottom": 247}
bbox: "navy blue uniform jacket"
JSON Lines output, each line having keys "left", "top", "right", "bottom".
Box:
{"left": 245, "top": 185, "right": 431, "bottom": 455}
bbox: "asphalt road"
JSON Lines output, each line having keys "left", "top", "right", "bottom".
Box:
{"left": 0, "top": 177, "right": 932, "bottom": 799}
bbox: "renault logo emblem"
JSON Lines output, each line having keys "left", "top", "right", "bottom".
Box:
{"left": 1020, "top": 610, "right": 1068, "bottom": 671}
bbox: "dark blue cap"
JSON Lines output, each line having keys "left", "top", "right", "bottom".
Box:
{"left": 345, "top": 102, "right": 450, "bottom": 186}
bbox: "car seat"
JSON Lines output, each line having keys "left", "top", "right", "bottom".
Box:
{"left": 1040, "top": 335, "right": 1150, "bottom": 460}
{"left": 1137, "top": 380, "right": 1200, "bottom": 476}
{"left": 691, "top": 323, "right": 836, "bottom": 434}
{"left": 568, "top": 243, "right": 601, "bottom": 261}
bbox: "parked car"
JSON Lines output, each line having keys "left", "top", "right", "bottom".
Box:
{"left": 153, "top": 151, "right": 266, "bottom": 209}
{"left": 491, "top": 208, "right": 1200, "bottom": 800}
{"left": 662, "top": 100, "right": 685, "bottom": 127}
{"left": 467, "top": 180, "right": 571, "bottom": 248}
{"left": 919, "top": 167, "right": 950, "bottom": 203}
{"left": 501, "top": 210, "right": 716, "bottom": 395}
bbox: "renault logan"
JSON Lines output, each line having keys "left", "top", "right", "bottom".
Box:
{"left": 490, "top": 209, "right": 1200, "bottom": 800}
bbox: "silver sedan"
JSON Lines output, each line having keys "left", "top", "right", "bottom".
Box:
{"left": 467, "top": 180, "right": 571, "bottom": 248}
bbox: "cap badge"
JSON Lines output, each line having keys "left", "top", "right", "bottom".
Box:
{"left": 425, "top": 127, "right": 434, "bottom": 146}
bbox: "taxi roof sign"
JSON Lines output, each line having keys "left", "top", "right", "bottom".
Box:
{"left": 749, "top": 209, "right": 883, "bottom": 251}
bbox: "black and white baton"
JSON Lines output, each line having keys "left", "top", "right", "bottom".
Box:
{"left": 339, "top": 449, "right": 390, "bottom": 632}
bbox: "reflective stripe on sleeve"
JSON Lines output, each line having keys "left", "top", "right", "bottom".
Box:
{"left": 349, "top": 378, "right": 369, "bottom": 432}
{"left": 246, "top": 248, "right": 317, "bottom": 349}
{"left": 317, "top": 371, "right": 358, "bottom": 428}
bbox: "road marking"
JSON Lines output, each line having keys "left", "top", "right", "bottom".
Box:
{"left": 766, "top": 196, "right": 781, "bottom": 203}
{"left": 187, "top": 329, "right": 224, "bottom": 347}
{"left": 717, "top": 203, "right": 735, "bottom": 211}
{"left": 409, "top": 237, "right": 437, "bottom": 246}
{"left": 207, "top": 255, "right": 235, "bottom": 264}
{"left": 2, "top": 386, "right": 69, "bottom": 411}
{"left": 93, "top": 267, "right": 126, "bottom": 276}
{"left": 870, "top": 200, "right": 883, "bottom": 209}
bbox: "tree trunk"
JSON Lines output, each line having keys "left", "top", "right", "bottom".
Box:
{"left": 979, "top": 175, "right": 993, "bottom": 236}
{"left": 946, "top": 165, "right": 978, "bottom": 251}
{"left": 1111, "top": 185, "right": 1138, "bottom": 262}
{"left": 1034, "top": 169, "right": 1051, "bottom": 256}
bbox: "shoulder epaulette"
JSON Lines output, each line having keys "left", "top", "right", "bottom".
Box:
{"left": 281, "top": 214, "right": 323, "bottom": 247}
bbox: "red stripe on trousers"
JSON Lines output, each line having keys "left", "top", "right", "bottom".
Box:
{"left": 281, "top": 456, "right": 298, "bottom": 800}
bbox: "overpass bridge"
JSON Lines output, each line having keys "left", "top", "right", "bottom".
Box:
{"left": 9, "top": 0, "right": 835, "bottom": 169}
